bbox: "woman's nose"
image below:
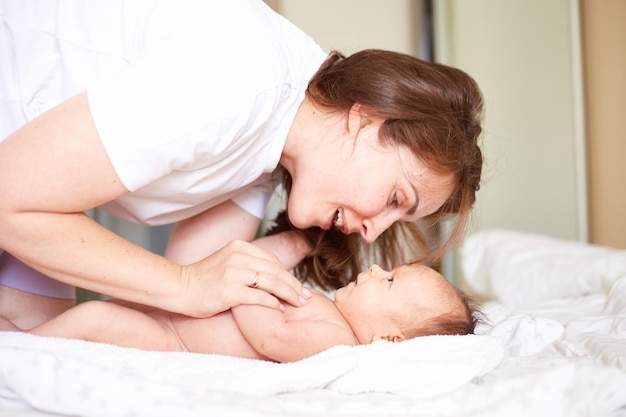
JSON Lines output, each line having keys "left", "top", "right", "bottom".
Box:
{"left": 361, "top": 213, "right": 396, "bottom": 243}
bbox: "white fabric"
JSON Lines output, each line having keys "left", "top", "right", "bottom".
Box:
{"left": 1, "top": 0, "right": 327, "bottom": 224}
{"left": 0, "top": 333, "right": 502, "bottom": 415}
{"left": 461, "top": 229, "right": 626, "bottom": 308}
{"left": 2, "top": 230, "right": 626, "bottom": 417}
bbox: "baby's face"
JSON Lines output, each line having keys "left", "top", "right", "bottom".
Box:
{"left": 334, "top": 263, "right": 458, "bottom": 343}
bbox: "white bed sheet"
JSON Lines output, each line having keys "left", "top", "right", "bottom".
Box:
{"left": 0, "top": 229, "right": 625, "bottom": 417}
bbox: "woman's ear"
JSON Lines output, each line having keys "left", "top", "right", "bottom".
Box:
{"left": 349, "top": 102, "right": 377, "bottom": 130}
{"left": 350, "top": 102, "right": 363, "bottom": 115}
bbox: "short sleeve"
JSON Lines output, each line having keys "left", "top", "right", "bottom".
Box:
{"left": 231, "top": 180, "right": 274, "bottom": 219}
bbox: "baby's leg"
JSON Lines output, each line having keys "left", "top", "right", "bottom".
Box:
{"left": 0, "top": 315, "right": 21, "bottom": 331}
{"left": 30, "top": 300, "right": 185, "bottom": 352}
{"left": 0, "top": 285, "right": 75, "bottom": 330}
{"left": 0, "top": 252, "right": 75, "bottom": 329}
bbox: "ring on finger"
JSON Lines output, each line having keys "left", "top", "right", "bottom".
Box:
{"left": 249, "top": 272, "right": 260, "bottom": 288}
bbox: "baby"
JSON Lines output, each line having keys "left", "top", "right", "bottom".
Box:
{"left": 24, "top": 262, "right": 479, "bottom": 362}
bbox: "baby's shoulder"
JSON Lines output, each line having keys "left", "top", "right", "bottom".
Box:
{"left": 307, "top": 288, "right": 337, "bottom": 309}
{"left": 284, "top": 288, "right": 338, "bottom": 320}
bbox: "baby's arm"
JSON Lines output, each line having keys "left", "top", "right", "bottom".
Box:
{"left": 29, "top": 300, "right": 182, "bottom": 351}
{"left": 231, "top": 297, "right": 356, "bottom": 362}
{"left": 252, "top": 230, "right": 311, "bottom": 270}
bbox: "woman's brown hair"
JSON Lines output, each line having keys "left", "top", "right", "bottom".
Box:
{"left": 268, "top": 49, "right": 484, "bottom": 290}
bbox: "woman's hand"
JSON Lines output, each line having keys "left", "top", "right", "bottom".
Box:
{"left": 179, "top": 240, "right": 311, "bottom": 318}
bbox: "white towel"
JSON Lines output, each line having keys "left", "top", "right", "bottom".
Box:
{"left": 0, "top": 331, "right": 503, "bottom": 416}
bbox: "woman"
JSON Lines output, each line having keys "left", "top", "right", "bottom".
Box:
{"left": 0, "top": 0, "right": 483, "bottom": 329}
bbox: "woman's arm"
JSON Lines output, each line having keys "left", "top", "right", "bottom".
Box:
{"left": 0, "top": 93, "right": 307, "bottom": 317}
{"left": 0, "top": 93, "right": 179, "bottom": 304}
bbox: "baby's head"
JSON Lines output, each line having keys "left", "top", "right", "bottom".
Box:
{"left": 334, "top": 263, "right": 479, "bottom": 344}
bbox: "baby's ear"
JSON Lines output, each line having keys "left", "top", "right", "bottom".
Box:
{"left": 372, "top": 334, "right": 405, "bottom": 343}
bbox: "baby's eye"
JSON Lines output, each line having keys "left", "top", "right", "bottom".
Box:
{"left": 387, "top": 277, "right": 394, "bottom": 285}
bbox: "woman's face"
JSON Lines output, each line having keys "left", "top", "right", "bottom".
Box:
{"left": 284, "top": 117, "right": 454, "bottom": 243}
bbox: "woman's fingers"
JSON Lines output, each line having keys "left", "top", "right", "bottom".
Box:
{"left": 223, "top": 240, "right": 311, "bottom": 306}
{"left": 244, "top": 268, "right": 312, "bottom": 307}
{"left": 183, "top": 240, "right": 311, "bottom": 317}
{"left": 238, "top": 286, "right": 285, "bottom": 311}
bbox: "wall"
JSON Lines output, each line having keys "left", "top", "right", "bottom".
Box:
{"left": 267, "top": 0, "right": 423, "bottom": 56}
{"left": 434, "top": 0, "right": 587, "bottom": 242}
{"left": 433, "top": 0, "right": 589, "bottom": 281}
{"left": 581, "top": 0, "right": 626, "bottom": 249}
{"left": 434, "top": 0, "right": 626, "bottom": 254}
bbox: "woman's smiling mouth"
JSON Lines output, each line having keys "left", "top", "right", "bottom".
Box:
{"left": 333, "top": 207, "right": 344, "bottom": 228}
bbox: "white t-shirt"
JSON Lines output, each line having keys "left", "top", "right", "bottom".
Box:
{"left": 1, "top": 0, "right": 327, "bottom": 225}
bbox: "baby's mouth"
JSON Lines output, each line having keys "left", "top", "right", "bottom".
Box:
{"left": 333, "top": 208, "right": 344, "bottom": 228}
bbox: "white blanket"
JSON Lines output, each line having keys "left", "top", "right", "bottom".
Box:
{"left": 1, "top": 229, "right": 626, "bottom": 417}
{"left": 461, "top": 229, "right": 626, "bottom": 308}
{"left": 0, "top": 332, "right": 502, "bottom": 416}
{"left": 462, "top": 230, "right": 626, "bottom": 372}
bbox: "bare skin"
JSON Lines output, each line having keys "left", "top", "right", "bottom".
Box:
{"left": 25, "top": 264, "right": 461, "bottom": 363}
{"left": 26, "top": 290, "right": 356, "bottom": 362}
{"left": 0, "top": 226, "right": 311, "bottom": 331}
{"left": 0, "top": 287, "right": 74, "bottom": 331}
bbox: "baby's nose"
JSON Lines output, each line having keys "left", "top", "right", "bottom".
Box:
{"left": 369, "top": 264, "right": 384, "bottom": 276}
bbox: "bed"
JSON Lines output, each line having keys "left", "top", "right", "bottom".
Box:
{"left": 1, "top": 229, "right": 625, "bottom": 417}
